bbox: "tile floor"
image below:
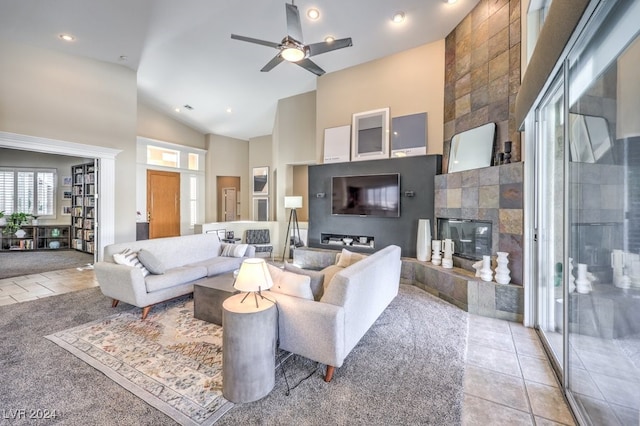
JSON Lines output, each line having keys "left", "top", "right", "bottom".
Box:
{"left": 0, "top": 268, "right": 577, "bottom": 424}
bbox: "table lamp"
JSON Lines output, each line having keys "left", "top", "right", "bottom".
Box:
{"left": 233, "top": 258, "right": 273, "bottom": 308}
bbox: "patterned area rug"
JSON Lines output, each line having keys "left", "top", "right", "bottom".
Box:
{"left": 46, "top": 296, "right": 233, "bottom": 426}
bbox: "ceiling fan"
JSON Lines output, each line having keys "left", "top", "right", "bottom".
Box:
{"left": 231, "top": 1, "right": 353, "bottom": 76}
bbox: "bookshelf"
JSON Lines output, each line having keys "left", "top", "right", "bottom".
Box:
{"left": 71, "top": 162, "right": 96, "bottom": 254}
{"left": 0, "top": 225, "right": 70, "bottom": 251}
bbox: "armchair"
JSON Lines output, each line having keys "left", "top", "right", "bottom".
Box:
{"left": 245, "top": 229, "right": 274, "bottom": 260}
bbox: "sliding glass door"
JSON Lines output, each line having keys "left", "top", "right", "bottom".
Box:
{"left": 532, "top": 1, "right": 640, "bottom": 424}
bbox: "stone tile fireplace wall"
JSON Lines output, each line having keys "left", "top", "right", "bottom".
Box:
{"left": 435, "top": 162, "right": 524, "bottom": 284}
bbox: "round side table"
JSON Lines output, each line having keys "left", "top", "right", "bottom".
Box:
{"left": 222, "top": 292, "right": 277, "bottom": 403}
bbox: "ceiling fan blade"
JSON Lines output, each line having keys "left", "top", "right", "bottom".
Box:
{"left": 231, "top": 34, "right": 280, "bottom": 49}
{"left": 295, "top": 58, "right": 325, "bottom": 76}
{"left": 261, "top": 54, "right": 285, "bottom": 72}
{"left": 307, "top": 38, "right": 353, "bottom": 57}
{"left": 285, "top": 3, "right": 303, "bottom": 43}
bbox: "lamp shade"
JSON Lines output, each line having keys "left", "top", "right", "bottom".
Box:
{"left": 234, "top": 258, "right": 273, "bottom": 292}
{"left": 284, "top": 196, "right": 303, "bottom": 209}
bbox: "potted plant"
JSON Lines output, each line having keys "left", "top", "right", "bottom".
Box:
{"left": 3, "top": 212, "right": 30, "bottom": 236}
{"left": 0, "top": 210, "right": 5, "bottom": 227}
{"left": 31, "top": 214, "right": 39, "bottom": 225}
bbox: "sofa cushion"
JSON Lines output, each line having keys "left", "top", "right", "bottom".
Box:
{"left": 137, "top": 249, "right": 165, "bottom": 275}
{"left": 335, "top": 249, "right": 366, "bottom": 268}
{"left": 267, "top": 264, "right": 313, "bottom": 300}
{"left": 144, "top": 265, "right": 207, "bottom": 293}
{"left": 189, "top": 256, "right": 245, "bottom": 277}
{"left": 113, "top": 248, "right": 150, "bottom": 277}
{"left": 284, "top": 262, "right": 325, "bottom": 301}
{"left": 220, "top": 243, "right": 249, "bottom": 257}
{"left": 320, "top": 264, "right": 344, "bottom": 293}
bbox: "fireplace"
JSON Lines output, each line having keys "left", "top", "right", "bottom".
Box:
{"left": 437, "top": 218, "right": 492, "bottom": 261}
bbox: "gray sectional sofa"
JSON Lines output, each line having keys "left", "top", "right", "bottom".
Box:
{"left": 95, "top": 233, "right": 254, "bottom": 319}
{"left": 272, "top": 244, "right": 402, "bottom": 381}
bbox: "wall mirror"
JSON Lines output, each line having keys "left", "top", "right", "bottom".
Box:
{"left": 569, "top": 114, "right": 613, "bottom": 163}
{"left": 448, "top": 122, "right": 496, "bottom": 173}
{"left": 351, "top": 107, "right": 390, "bottom": 161}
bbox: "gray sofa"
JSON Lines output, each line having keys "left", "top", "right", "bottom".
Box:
{"left": 95, "top": 233, "right": 254, "bottom": 319}
{"left": 271, "top": 245, "right": 401, "bottom": 381}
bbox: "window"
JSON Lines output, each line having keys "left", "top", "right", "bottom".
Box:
{"left": 0, "top": 168, "right": 57, "bottom": 217}
{"left": 189, "top": 176, "right": 198, "bottom": 227}
{"left": 188, "top": 153, "right": 199, "bottom": 171}
{"left": 147, "top": 145, "right": 180, "bottom": 168}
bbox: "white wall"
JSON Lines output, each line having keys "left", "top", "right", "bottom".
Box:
{"left": 137, "top": 100, "right": 206, "bottom": 149}
{"left": 0, "top": 40, "right": 138, "bottom": 243}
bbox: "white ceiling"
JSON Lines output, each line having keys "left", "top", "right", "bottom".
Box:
{"left": 0, "top": 0, "right": 478, "bottom": 140}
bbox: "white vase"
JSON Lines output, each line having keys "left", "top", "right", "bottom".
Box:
{"left": 431, "top": 240, "right": 442, "bottom": 266}
{"left": 480, "top": 255, "right": 493, "bottom": 282}
{"left": 495, "top": 252, "right": 511, "bottom": 284}
{"left": 575, "top": 263, "right": 591, "bottom": 294}
{"left": 15, "top": 229, "right": 26, "bottom": 238}
{"left": 568, "top": 257, "right": 576, "bottom": 293}
{"left": 416, "top": 219, "right": 431, "bottom": 262}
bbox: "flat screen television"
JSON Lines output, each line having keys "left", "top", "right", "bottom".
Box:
{"left": 331, "top": 173, "right": 400, "bottom": 217}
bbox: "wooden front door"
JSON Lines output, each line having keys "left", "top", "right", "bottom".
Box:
{"left": 147, "top": 170, "right": 180, "bottom": 239}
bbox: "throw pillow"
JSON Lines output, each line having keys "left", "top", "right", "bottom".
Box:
{"left": 113, "top": 248, "right": 150, "bottom": 277}
{"left": 335, "top": 248, "right": 365, "bottom": 268}
{"left": 220, "top": 243, "right": 249, "bottom": 258}
{"left": 267, "top": 263, "right": 313, "bottom": 300}
{"left": 320, "top": 264, "right": 344, "bottom": 293}
{"left": 283, "top": 262, "right": 325, "bottom": 301}
{"left": 137, "top": 249, "right": 165, "bottom": 275}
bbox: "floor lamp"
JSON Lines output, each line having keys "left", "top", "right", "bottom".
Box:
{"left": 282, "top": 196, "right": 303, "bottom": 261}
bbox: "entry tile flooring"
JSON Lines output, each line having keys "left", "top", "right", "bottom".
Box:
{"left": 0, "top": 268, "right": 576, "bottom": 425}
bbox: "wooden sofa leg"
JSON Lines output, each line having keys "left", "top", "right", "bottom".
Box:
{"left": 324, "top": 366, "right": 335, "bottom": 382}
{"left": 111, "top": 299, "right": 119, "bottom": 308}
{"left": 141, "top": 306, "right": 152, "bottom": 320}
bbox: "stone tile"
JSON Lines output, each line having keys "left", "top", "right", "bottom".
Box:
{"left": 509, "top": 321, "right": 536, "bottom": 339}
{"left": 471, "top": 0, "right": 489, "bottom": 28}
{"left": 489, "top": 49, "right": 509, "bottom": 83}
{"left": 461, "top": 169, "right": 479, "bottom": 187}
{"left": 500, "top": 182, "right": 523, "bottom": 208}
{"left": 489, "top": 26, "right": 509, "bottom": 60}
{"left": 500, "top": 162, "right": 524, "bottom": 183}
{"left": 461, "top": 208, "right": 479, "bottom": 219}
{"left": 490, "top": 100, "right": 510, "bottom": 122}
{"left": 589, "top": 372, "right": 640, "bottom": 409}
{"left": 0, "top": 296, "right": 18, "bottom": 306}
{"left": 448, "top": 172, "right": 462, "bottom": 189}
{"left": 489, "top": 0, "right": 509, "bottom": 15}
{"left": 464, "top": 365, "right": 529, "bottom": 411}
{"left": 453, "top": 278, "right": 468, "bottom": 304}
{"left": 488, "top": 3, "right": 510, "bottom": 38}
{"left": 434, "top": 174, "right": 447, "bottom": 190}
{"left": 467, "top": 280, "right": 479, "bottom": 313}
{"left": 489, "top": 75, "right": 509, "bottom": 105}
{"left": 0, "top": 283, "right": 28, "bottom": 295}
{"left": 567, "top": 366, "right": 604, "bottom": 400}
{"left": 457, "top": 93, "right": 472, "bottom": 116}
{"left": 510, "top": 18, "right": 521, "bottom": 47}
{"left": 495, "top": 284, "right": 523, "bottom": 314}
{"left": 471, "top": 42, "right": 489, "bottom": 70}
{"left": 471, "top": 86, "right": 489, "bottom": 111}
{"left": 457, "top": 13, "right": 472, "bottom": 39}
{"left": 448, "top": 188, "right": 463, "bottom": 208}
{"left": 469, "top": 106, "right": 489, "bottom": 129}
{"left": 519, "top": 355, "right": 558, "bottom": 387}
{"left": 462, "top": 187, "right": 479, "bottom": 209}
{"left": 499, "top": 209, "right": 523, "bottom": 234}
{"left": 444, "top": 120, "right": 456, "bottom": 142}
{"left": 456, "top": 71, "right": 472, "bottom": 98}
{"left": 534, "top": 417, "right": 572, "bottom": 426}
{"left": 510, "top": 0, "right": 521, "bottom": 22}
{"left": 400, "top": 260, "right": 415, "bottom": 281}
{"left": 526, "top": 382, "right": 575, "bottom": 425}
{"left": 574, "top": 395, "right": 619, "bottom": 426}
{"left": 478, "top": 166, "right": 500, "bottom": 185}
{"left": 468, "top": 312, "right": 511, "bottom": 334}
{"left": 478, "top": 280, "right": 496, "bottom": 316}
{"left": 513, "top": 335, "right": 547, "bottom": 359}
{"left": 578, "top": 349, "right": 640, "bottom": 382}
{"left": 477, "top": 208, "right": 499, "bottom": 224}
{"left": 435, "top": 189, "right": 447, "bottom": 209}
{"left": 472, "top": 19, "right": 489, "bottom": 48}
{"left": 462, "top": 393, "right": 533, "bottom": 425}
{"left": 479, "top": 185, "right": 500, "bottom": 208}
{"left": 499, "top": 233, "right": 523, "bottom": 285}
{"left": 11, "top": 292, "right": 40, "bottom": 302}
{"left": 468, "top": 326, "right": 515, "bottom": 353}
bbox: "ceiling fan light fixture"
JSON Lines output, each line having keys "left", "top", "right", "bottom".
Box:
{"left": 281, "top": 46, "right": 305, "bottom": 62}
{"left": 392, "top": 12, "right": 405, "bottom": 23}
{"left": 324, "top": 35, "right": 335, "bottom": 43}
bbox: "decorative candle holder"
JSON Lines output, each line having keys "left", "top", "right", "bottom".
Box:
{"left": 480, "top": 255, "right": 493, "bottom": 282}
{"left": 431, "top": 240, "right": 442, "bottom": 266}
{"left": 494, "top": 252, "right": 511, "bottom": 284}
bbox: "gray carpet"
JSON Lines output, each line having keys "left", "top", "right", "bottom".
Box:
{"left": 0, "top": 250, "right": 94, "bottom": 279}
{"left": 0, "top": 284, "right": 468, "bottom": 425}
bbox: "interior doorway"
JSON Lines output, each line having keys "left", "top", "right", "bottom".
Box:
{"left": 216, "top": 176, "right": 240, "bottom": 221}
{"left": 147, "top": 170, "right": 180, "bottom": 238}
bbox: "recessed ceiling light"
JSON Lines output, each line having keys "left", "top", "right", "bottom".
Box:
{"left": 307, "top": 8, "right": 320, "bottom": 20}
{"left": 392, "top": 12, "right": 405, "bottom": 23}
{"left": 324, "top": 36, "right": 335, "bottom": 43}
{"left": 226, "top": 107, "right": 233, "bottom": 113}
{"left": 174, "top": 107, "right": 181, "bottom": 113}
{"left": 58, "top": 33, "right": 75, "bottom": 42}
